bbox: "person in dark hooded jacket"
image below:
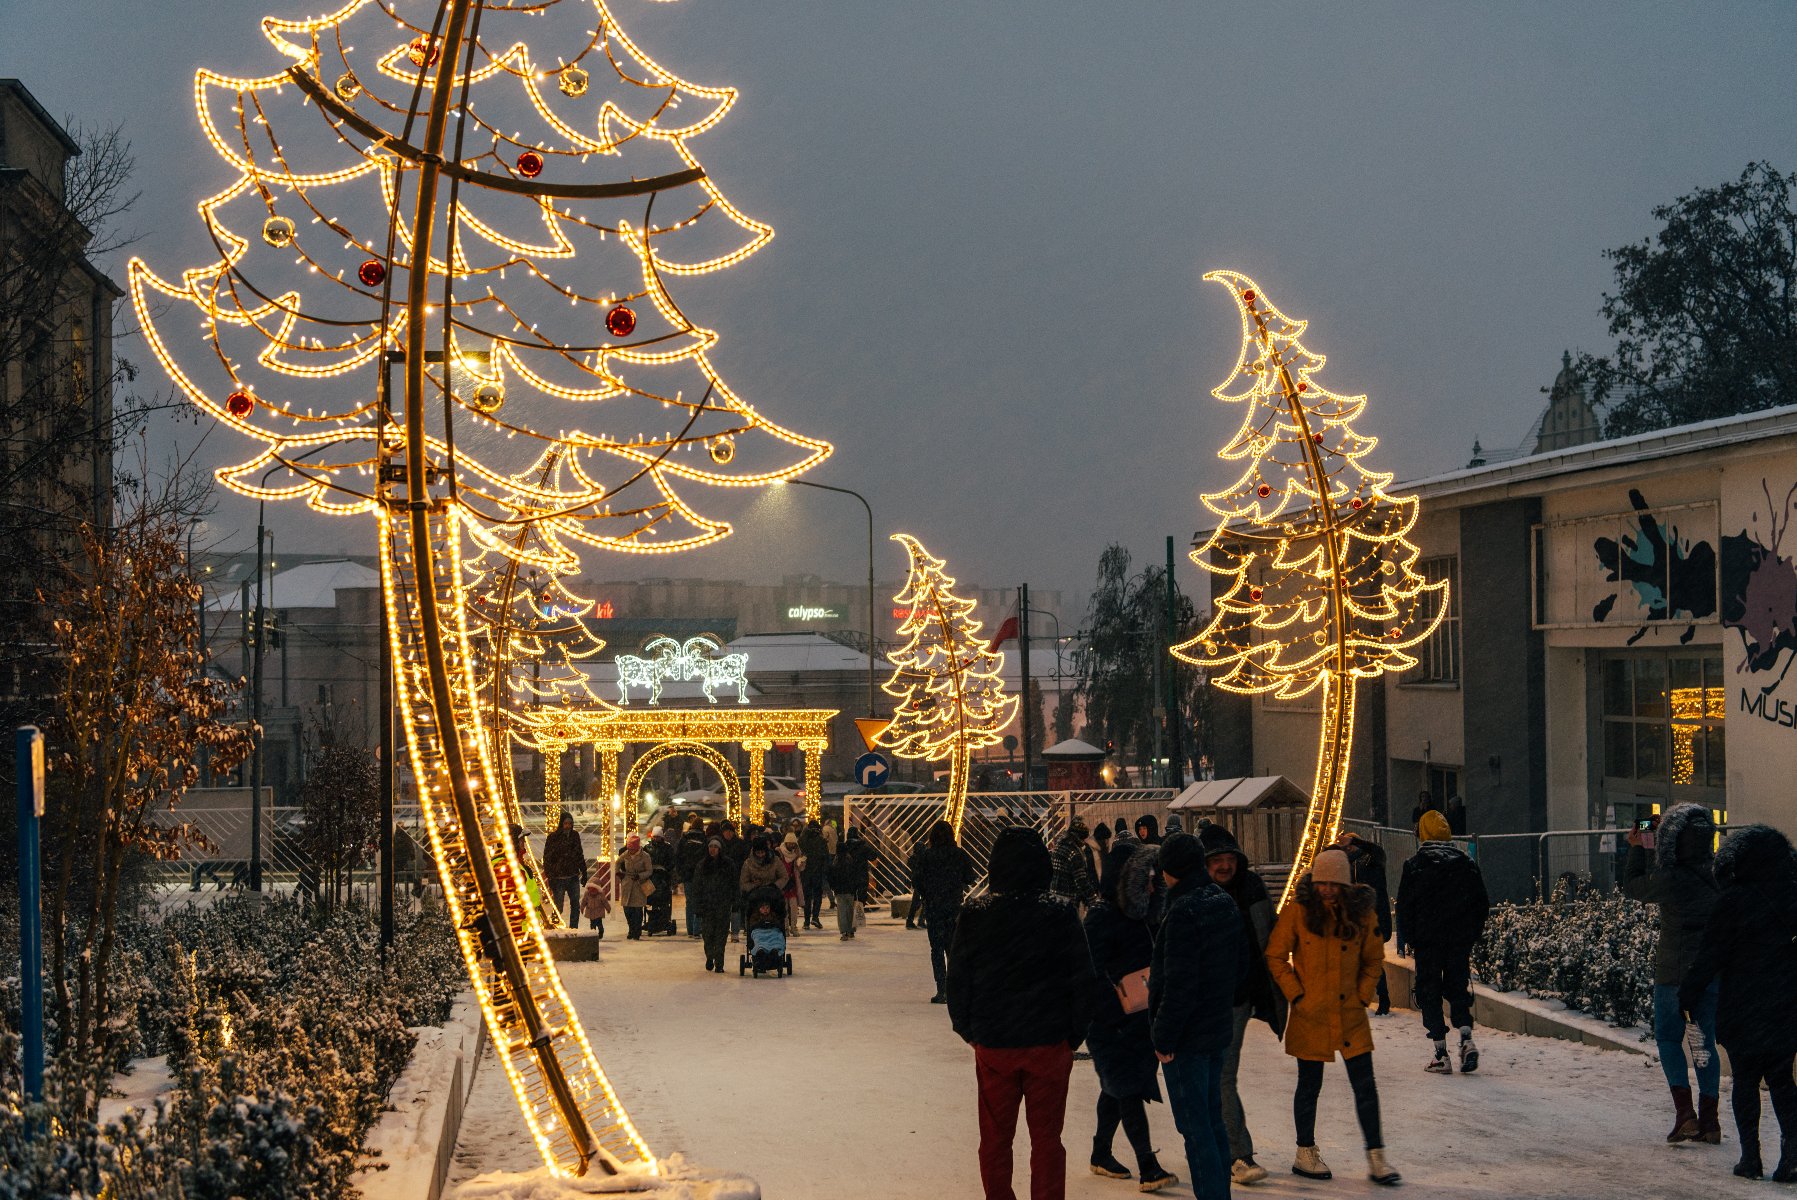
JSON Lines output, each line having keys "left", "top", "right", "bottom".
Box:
{"left": 1680, "top": 824, "right": 1797, "bottom": 1182}
{"left": 1625, "top": 802, "right": 1722, "bottom": 1142}
{"left": 1337, "top": 831, "right": 1393, "bottom": 1016}
{"left": 1200, "top": 823, "right": 1281, "bottom": 1184}
{"left": 914, "top": 820, "right": 977, "bottom": 1003}
{"left": 692, "top": 838, "right": 739, "bottom": 973}
{"left": 1082, "top": 841, "right": 1176, "bottom": 1191}
{"left": 1396, "top": 809, "right": 1489, "bottom": 1075}
{"left": 1135, "top": 814, "right": 1162, "bottom": 846}
{"left": 948, "top": 826, "right": 1097, "bottom": 1200}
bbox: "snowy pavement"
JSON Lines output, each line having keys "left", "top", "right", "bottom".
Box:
{"left": 444, "top": 917, "right": 1767, "bottom": 1199}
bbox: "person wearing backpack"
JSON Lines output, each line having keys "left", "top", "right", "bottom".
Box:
{"left": 1625, "top": 803, "right": 1722, "bottom": 1142}
{"left": 1395, "top": 809, "right": 1490, "bottom": 1075}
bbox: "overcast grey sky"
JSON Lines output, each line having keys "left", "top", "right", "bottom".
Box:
{"left": 7, "top": 1, "right": 1795, "bottom": 619}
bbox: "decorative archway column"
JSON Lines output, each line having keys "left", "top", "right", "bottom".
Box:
{"left": 542, "top": 740, "right": 567, "bottom": 832}
{"left": 800, "top": 739, "right": 828, "bottom": 822}
{"left": 596, "top": 740, "right": 622, "bottom": 852}
{"left": 742, "top": 739, "right": 771, "bottom": 828}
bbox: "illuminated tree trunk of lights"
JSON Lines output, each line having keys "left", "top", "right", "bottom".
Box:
{"left": 1287, "top": 672, "right": 1356, "bottom": 908}
{"left": 945, "top": 736, "right": 973, "bottom": 837}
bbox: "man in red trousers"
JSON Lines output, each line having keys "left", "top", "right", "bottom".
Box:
{"left": 947, "top": 826, "right": 1098, "bottom": 1200}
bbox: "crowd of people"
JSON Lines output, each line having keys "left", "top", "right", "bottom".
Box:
{"left": 535, "top": 810, "right": 882, "bottom": 972}
{"left": 530, "top": 796, "right": 1797, "bottom": 1196}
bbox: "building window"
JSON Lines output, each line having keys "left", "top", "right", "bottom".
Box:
{"left": 1412, "top": 556, "right": 1460, "bottom": 684}
{"left": 1600, "top": 651, "right": 1725, "bottom": 798}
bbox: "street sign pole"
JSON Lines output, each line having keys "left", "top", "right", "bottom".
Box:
{"left": 16, "top": 725, "right": 45, "bottom": 1105}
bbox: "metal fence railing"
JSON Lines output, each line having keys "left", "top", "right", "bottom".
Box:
{"left": 1339, "top": 821, "right": 1690, "bottom": 904}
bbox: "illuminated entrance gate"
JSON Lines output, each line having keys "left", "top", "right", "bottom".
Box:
{"left": 530, "top": 708, "right": 835, "bottom": 832}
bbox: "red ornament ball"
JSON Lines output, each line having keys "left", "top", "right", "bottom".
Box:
{"left": 1256, "top": 483, "right": 1272, "bottom": 498}
{"left": 1249, "top": 587, "right": 1264, "bottom": 601}
{"left": 606, "top": 303, "right": 637, "bottom": 338}
{"left": 1242, "top": 290, "right": 1256, "bottom": 303}
{"left": 1311, "top": 432, "right": 1324, "bottom": 444}
{"left": 226, "top": 390, "right": 255, "bottom": 418}
{"left": 1351, "top": 498, "right": 1365, "bottom": 510}
{"left": 358, "top": 258, "right": 387, "bottom": 287}
{"left": 516, "top": 150, "right": 544, "bottom": 178}
{"left": 1297, "top": 382, "right": 1309, "bottom": 393}
{"left": 407, "top": 36, "right": 441, "bottom": 67}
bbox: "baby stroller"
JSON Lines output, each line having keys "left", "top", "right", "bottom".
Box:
{"left": 739, "top": 885, "right": 794, "bottom": 978}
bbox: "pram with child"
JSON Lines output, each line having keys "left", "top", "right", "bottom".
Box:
{"left": 739, "top": 884, "right": 795, "bottom": 978}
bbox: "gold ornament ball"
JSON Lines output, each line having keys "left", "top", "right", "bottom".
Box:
{"left": 708, "top": 436, "right": 735, "bottom": 465}
{"left": 261, "top": 215, "right": 295, "bottom": 248}
{"left": 335, "top": 72, "right": 361, "bottom": 101}
{"left": 558, "top": 64, "right": 589, "bottom": 97}
{"left": 1381, "top": 561, "right": 1396, "bottom": 576}
{"left": 471, "top": 382, "right": 506, "bottom": 414}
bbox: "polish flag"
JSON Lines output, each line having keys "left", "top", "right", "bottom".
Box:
{"left": 987, "top": 597, "right": 1020, "bottom": 652}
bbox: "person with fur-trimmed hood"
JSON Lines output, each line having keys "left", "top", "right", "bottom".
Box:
{"left": 1050, "top": 820, "right": 1097, "bottom": 905}
{"left": 1680, "top": 824, "right": 1797, "bottom": 1182}
{"left": 1199, "top": 822, "right": 1284, "bottom": 1185}
{"left": 1625, "top": 802, "right": 1722, "bottom": 1142}
{"left": 1267, "top": 848, "right": 1400, "bottom": 1187}
{"left": 1083, "top": 840, "right": 1177, "bottom": 1192}
{"left": 1396, "top": 809, "right": 1490, "bottom": 1075}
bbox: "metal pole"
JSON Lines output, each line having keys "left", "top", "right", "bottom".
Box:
{"left": 16, "top": 726, "right": 44, "bottom": 1107}
{"left": 379, "top": 377, "right": 395, "bottom": 958}
{"left": 1164, "top": 536, "right": 1185, "bottom": 790}
{"left": 787, "top": 479, "right": 877, "bottom": 716}
{"left": 250, "top": 510, "right": 267, "bottom": 891}
{"left": 1018, "top": 583, "right": 1033, "bottom": 791}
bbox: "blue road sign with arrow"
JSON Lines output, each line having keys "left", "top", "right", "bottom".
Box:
{"left": 854, "top": 751, "right": 891, "bottom": 790}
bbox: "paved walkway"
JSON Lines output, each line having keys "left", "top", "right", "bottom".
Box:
{"left": 447, "top": 917, "right": 1766, "bottom": 1199}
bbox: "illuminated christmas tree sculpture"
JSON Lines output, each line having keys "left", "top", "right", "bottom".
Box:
{"left": 128, "top": 0, "right": 829, "bottom": 1177}
{"left": 1171, "top": 271, "right": 1447, "bottom": 906}
{"left": 879, "top": 534, "right": 1019, "bottom": 835}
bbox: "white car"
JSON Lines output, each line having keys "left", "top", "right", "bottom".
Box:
{"left": 669, "top": 774, "right": 807, "bottom": 817}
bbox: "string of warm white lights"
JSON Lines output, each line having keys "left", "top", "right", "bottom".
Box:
{"left": 1170, "top": 271, "right": 1447, "bottom": 906}
{"left": 879, "top": 534, "right": 1019, "bottom": 836}
{"left": 129, "top": 0, "right": 831, "bottom": 1178}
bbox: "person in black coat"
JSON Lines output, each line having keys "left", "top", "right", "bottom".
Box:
{"left": 914, "top": 820, "right": 977, "bottom": 1002}
{"left": 1149, "top": 833, "right": 1247, "bottom": 1200}
{"left": 1135, "top": 813, "right": 1162, "bottom": 846}
{"left": 905, "top": 837, "right": 929, "bottom": 931}
{"left": 947, "top": 826, "right": 1098, "bottom": 1200}
{"left": 1396, "top": 810, "right": 1490, "bottom": 1074}
{"left": 1680, "top": 824, "right": 1797, "bottom": 1182}
{"left": 1337, "top": 831, "right": 1393, "bottom": 1016}
{"left": 1200, "top": 822, "right": 1282, "bottom": 1184}
{"left": 1083, "top": 843, "right": 1176, "bottom": 1190}
{"left": 692, "top": 838, "right": 740, "bottom": 973}
{"left": 677, "top": 822, "right": 708, "bottom": 939}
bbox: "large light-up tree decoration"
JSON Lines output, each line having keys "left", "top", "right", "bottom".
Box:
{"left": 879, "top": 534, "right": 1019, "bottom": 835}
{"left": 1171, "top": 271, "right": 1446, "bottom": 906}
{"left": 127, "top": 0, "right": 830, "bottom": 1177}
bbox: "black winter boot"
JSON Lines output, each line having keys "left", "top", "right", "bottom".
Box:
{"left": 1089, "top": 1148, "right": 1130, "bottom": 1179}
{"left": 1137, "top": 1155, "right": 1178, "bottom": 1193}
{"left": 1773, "top": 1140, "right": 1797, "bottom": 1184}
{"left": 1733, "top": 1141, "right": 1762, "bottom": 1180}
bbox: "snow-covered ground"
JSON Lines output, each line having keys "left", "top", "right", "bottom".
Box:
{"left": 444, "top": 917, "right": 1766, "bottom": 1199}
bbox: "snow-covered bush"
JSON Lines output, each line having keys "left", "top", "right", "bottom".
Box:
{"left": 1471, "top": 879, "right": 1657, "bottom": 1027}
{"left": 1, "top": 897, "right": 459, "bottom": 1199}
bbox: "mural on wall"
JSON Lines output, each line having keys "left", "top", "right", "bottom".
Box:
{"left": 1721, "top": 479, "right": 1797, "bottom": 700}
{"left": 1591, "top": 488, "right": 1718, "bottom": 644}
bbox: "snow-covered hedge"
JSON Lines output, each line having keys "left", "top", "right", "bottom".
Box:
{"left": 1, "top": 896, "right": 461, "bottom": 1200}
{"left": 1470, "top": 881, "right": 1657, "bottom": 1027}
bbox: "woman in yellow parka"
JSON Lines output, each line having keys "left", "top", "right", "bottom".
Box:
{"left": 1265, "top": 846, "right": 1400, "bottom": 1187}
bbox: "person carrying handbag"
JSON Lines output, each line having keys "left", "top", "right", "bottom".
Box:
{"left": 1083, "top": 841, "right": 1177, "bottom": 1191}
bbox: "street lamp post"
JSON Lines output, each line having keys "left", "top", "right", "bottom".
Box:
{"left": 784, "top": 480, "right": 878, "bottom": 718}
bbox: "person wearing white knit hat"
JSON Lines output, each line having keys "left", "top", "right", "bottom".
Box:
{"left": 1265, "top": 846, "right": 1400, "bottom": 1187}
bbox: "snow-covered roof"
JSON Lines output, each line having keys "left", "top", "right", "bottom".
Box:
{"left": 210, "top": 559, "right": 380, "bottom": 610}
{"left": 1043, "top": 738, "right": 1105, "bottom": 758}
{"left": 725, "top": 632, "right": 890, "bottom": 674}
{"left": 1169, "top": 775, "right": 1308, "bottom": 811}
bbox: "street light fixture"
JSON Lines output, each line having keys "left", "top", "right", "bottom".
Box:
{"left": 778, "top": 479, "right": 879, "bottom": 719}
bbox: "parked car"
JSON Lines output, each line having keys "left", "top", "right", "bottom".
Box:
{"left": 670, "top": 774, "right": 808, "bottom": 819}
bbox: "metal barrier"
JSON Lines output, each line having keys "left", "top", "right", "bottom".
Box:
{"left": 1339, "top": 822, "right": 1646, "bottom": 904}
